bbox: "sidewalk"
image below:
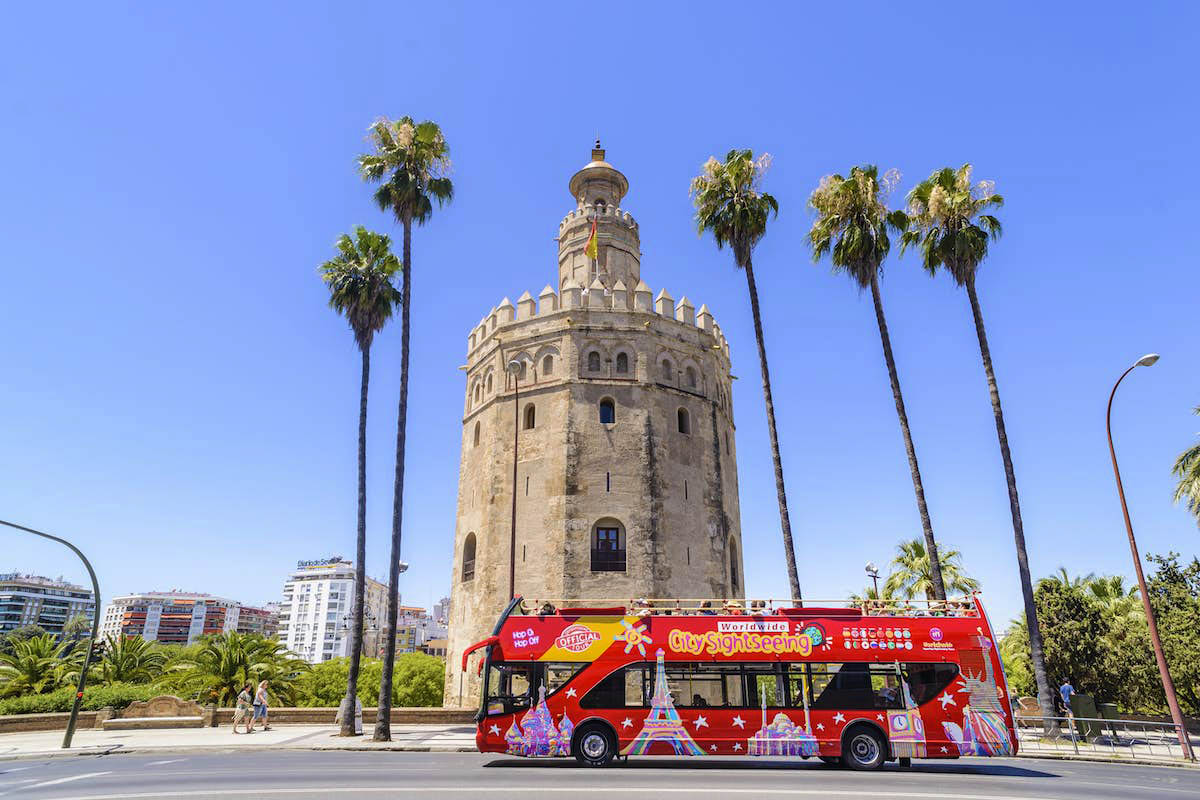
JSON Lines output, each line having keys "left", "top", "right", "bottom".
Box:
{"left": 0, "top": 724, "right": 478, "bottom": 761}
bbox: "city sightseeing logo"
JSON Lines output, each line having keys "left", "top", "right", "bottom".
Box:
{"left": 555, "top": 624, "right": 601, "bottom": 653}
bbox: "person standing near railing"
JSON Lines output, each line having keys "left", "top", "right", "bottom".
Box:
{"left": 1059, "top": 679, "right": 1077, "bottom": 732}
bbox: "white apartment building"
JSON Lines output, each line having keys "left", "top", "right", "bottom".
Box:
{"left": 100, "top": 591, "right": 240, "bottom": 645}
{"left": 0, "top": 573, "right": 95, "bottom": 638}
{"left": 277, "top": 557, "right": 387, "bottom": 664}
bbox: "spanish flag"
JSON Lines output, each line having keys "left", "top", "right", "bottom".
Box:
{"left": 584, "top": 215, "right": 598, "bottom": 260}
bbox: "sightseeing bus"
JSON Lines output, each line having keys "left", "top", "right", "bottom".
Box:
{"left": 461, "top": 596, "right": 1016, "bottom": 770}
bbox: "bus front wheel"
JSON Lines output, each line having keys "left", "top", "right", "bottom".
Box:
{"left": 573, "top": 723, "right": 617, "bottom": 767}
{"left": 842, "top": 725, "right": 887, "bottom": 771}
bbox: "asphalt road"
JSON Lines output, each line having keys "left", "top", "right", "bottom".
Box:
{"left": 1, "top": 751, "right": 1197, "bottom": 800}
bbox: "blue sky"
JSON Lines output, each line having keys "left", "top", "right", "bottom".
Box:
{"left": 2, "top": 3, "right": 1197, "bottom": 629}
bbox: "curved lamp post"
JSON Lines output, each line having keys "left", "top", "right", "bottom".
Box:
{"left": 0, "top": 519, "right": 100, "bottom": 749}
{"left": 506, "top": 359, "right": 523, "bottom": 600}
{"left": 1106, "top": 354, "right": 1194, "bottom": 760}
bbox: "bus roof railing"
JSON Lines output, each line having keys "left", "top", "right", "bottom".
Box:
{"left": 512, "top": 596, "right": 981, "bottom": 619}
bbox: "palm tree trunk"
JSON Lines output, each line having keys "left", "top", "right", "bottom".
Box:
{"left": 742, "top": 255, "right": 801, "bottom": 603}
{"left": 341, "top": 346, "right": 370, "bottom": 736}
{"left": 869, "top": 274, "right": 946, "bottom": 602}
{"left": 375, "top": 216, "right": 412, "bottom": 741}
{"left": 965, "top": 276, "right": 1056, "bottom": 725}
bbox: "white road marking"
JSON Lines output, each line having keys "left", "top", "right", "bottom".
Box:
{"left": 147, "top": 759, "right": 184, "bottom": 766}
{"left": 31, "top": 787, "right": 1093, "bottom": 800}
{"left": 20, "top": 770, "right": 112, "bottom": 790}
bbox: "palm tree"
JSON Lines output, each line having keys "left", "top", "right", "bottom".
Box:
{"left": 1171, "top": 406, "right": 1200, "bottom": 525}
{"left": 94, "top": 634, "right": 166, "bottom": 685}
{"left": 320, "top": 225, "right": 402, "bottom": 735}
{"left": 0, "top": 634, "right": 80, "bottom": 697}
{"left": 900, "top": 163, "right": 1055, "bottom": 724}
{"left": 691, "top": 149, "right": 801, "bottom": 602}
{"left": 807, "top": 165, "right": 947, "bottom": 601}
{"left": 173, "top": 632, "right": 307, "bottom": 706}
{"left": 357, "top": 116, "right": 453, "bottom": 741}
{"left": 884, "top": 537, "right": 980, "bottom": 600}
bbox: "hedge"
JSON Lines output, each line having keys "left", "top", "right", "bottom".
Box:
{"left": 0, "top": 682, "right": 158, "bottom": 716}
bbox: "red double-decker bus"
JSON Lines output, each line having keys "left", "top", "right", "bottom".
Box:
{"left": 462, "top": 596, "right": 1016, "bottom": 770}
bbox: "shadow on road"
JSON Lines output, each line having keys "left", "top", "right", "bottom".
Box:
{"left": 482, "top": 757, "right": 1058, "bottom": 778}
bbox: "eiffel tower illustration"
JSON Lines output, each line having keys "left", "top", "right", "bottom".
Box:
{"left": 621, "top": 648, "right": 705, "bottom": 756}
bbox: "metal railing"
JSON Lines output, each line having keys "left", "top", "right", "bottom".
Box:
{"left": 515, "top": 596, "right": 981, "bottom": 618}
{"left": 1015, "top": 715, "right": 1196, "bottom": 762}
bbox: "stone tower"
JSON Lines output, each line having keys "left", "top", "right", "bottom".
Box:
{"left": 444, "top": 144, "right": 744, "bottom": 705}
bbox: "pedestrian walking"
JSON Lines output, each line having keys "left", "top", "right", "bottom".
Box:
{"left": 250, "top": 679, "right": 271, "bottom": 731}
{"left": 1059, "top": 679, "right": 1076, "bottom": 715}
{"left": 233, "top": 682, "right": 254, "bottom": 734}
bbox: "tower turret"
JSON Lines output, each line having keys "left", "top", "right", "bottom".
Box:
{"left": 558, "top": 141, "right": 641, "bottom": 297}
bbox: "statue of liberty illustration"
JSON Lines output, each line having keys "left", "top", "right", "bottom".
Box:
{"left": 622, "top": 649, "right": 705, "bottom": 756}
{"left": 941, "top": 630, "right": 1013, "bottom": 756}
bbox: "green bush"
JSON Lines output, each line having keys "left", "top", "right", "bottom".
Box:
{"left": 294, "top": 654, "right": 443, "bottom": 708}
{"left": 0, "top": 682, "right": 158, "bottom": 716}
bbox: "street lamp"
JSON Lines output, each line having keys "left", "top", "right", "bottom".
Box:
{"left": 506, "top": 358, "right": 523, "bottom": 601}
{"left": 1106, "top": 353, "right": 1194, "bottom": 760}
{"left": 865, "top": 562, "right": 880, "bottom": 595}
{"left": 1, "top": 519, "right": 100, "bottom": 749}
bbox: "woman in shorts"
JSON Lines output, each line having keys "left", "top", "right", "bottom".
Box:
{"left": 250, "top": 680, "right": 271, "bottom": 731}
{"left": 233, "top": 683, "right": 254, "bottom": 734}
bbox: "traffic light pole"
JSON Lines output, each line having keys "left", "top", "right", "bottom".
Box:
{"left": 1, "top": 519, "right": 101, "bottom": 749}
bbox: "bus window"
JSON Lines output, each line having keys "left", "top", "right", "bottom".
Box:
{"left": 546, "top": 663, "right": 586, "bottom": 696}
{"left": 810, "top": 663, "right": 904, "bottom": 710}
{"left": 581, "top": 665, "right": 647, "bottom": 709}
{"left": 785, "top": 665, "right": 810, "bottom": 708}
{"left": 744, "top": 664, "right": 782, "bottom": 707}
{"left": 486, "top": 663, "right": 534, "bottom": 716}
{"left": 723, "top": 668, "right": 745, "bottom": 707}
{"left": 903, "top": 662, "right": 959, "bottom": 706}
{"left": 668, "top": 664, "right": 726, "bottom": 708}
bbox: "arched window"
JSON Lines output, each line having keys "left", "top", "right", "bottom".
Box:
{"left": 587, "top": 351, "right": 601, "bottom": 372}
{"left": 728, "top": 537, "right": 739, "bottom": 590}
{"left": 516, "top": 361, "right": 527, "bottom": 381}
{"left": 591, "top": 519, "right": 625, "bottom": 572}
{"left": 486, "top": 373, "right": 493, "bottom": 393}
{"left": 661, "top": 359, "right": 673, "bottom": 382}
{"left": 616, "top": 352, "right": 629, "bottom": 374}
{"left": 473, "top": 421, "right": 481, "bottom": 447}
{"left": 542, "top": 355, "right": 554, "bottom": 376}
{"left": 677, "top": 408, "right": 690, "bottom": 435}
{"left": 599, "top": 398, "right": 616, "bottom": 424}
{"left": 725, "top": 431, "right": 730, "bottom": 454}
{"left": 462, "top": 533, "right": 476, "bottom": 582}
{"left": 474, "top": 384, "right": 482, "bottom": 404}
{"left": 686, "top": 366, "right": 697, "bottom": 389}
{"left": 523, "top": 404, "right": 536, "bottom": 430}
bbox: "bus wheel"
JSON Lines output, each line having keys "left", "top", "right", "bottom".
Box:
{"left": 818, "top": 756, "right": 841, "bottom": 766}
{"left": 573, "top": 723, "right": 617, "bottom": 767}
{"left": 842, "top": 725, "right": 886, "bottom": 771}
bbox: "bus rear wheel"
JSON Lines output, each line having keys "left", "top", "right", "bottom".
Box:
{"left": 842, "top": 725, "right": 887, "bottom": 771}
{"left": 573, "top": 723, "right": 617, "bottom": 767}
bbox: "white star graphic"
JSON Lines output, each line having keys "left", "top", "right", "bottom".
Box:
{"left": 816, "top": 723, "right": 824, "bottom": 731}
{"left": 621, "top": 717, "right": 633, "bottom": 729}
{"left": 833, "top": 713, "right": 846, "bottom": 724}
{"left": 693, "top": 715, "right": 708, "bottom": 729}
{"left": 938, "top": 692, "right": 957, "bottom": 710}
{"left": 732, "top": 715, "right": 746, "bottom": 729}
{"left": 733, "top": 742, "right": 743, "bottom": 751}
{"left": 710, "top": 744, "right": 718, "bottom": 752}
{"left": 876, "top": 714, "right": 884, "bottom": 721}
{"left": 565, "top": 688, "right": 577, "bottom": 698}
{"left": 940, "top": 746, "right": 948, "bottom": 753}
{"left": 488, "top": 724, "right": 500, "bottom": 735}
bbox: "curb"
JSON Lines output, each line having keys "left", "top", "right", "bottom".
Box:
{"left": 0, "top": 743, "right": 478, "bottom": 761}
{"left": 1009, "top": 751, "right": 1198, "bottom": 770}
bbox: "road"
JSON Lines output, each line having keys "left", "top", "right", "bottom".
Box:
{"left": 1, "top": 751, "right": 1197, "bottom": 800}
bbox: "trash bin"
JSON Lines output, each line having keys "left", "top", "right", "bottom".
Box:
{"left": 1097, "top": 702, "right": 1121, "bottom": 738}
{"left": 1070, "top": 694, "right": 1100, "bottom": 739}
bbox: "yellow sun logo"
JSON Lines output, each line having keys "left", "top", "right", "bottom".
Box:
{"left": 615, "top": 618, "right": 653, "bottom": 656}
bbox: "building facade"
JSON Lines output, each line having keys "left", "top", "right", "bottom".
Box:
{"left": 445, "top": 144, "right": 745, "bottom": 703}
{"left": 0, "top": 574, "right": 95, "bottom": 638}
{"left": 277, "top": 557, "right": 387, "bottom": 664}
{"left": 100, "top": 592, "right": 239, "bottom": 644}
{"left": 235, "top": 604, "right": 279, "bottom": 638}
